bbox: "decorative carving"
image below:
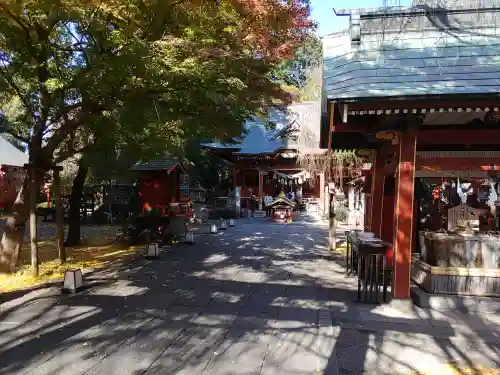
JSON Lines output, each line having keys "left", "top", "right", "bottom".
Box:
{"left": 375, "top": 131, "right": 400, "bottom": 145}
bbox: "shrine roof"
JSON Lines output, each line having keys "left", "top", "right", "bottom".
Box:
{"left": 269, "top": 196, "right": 296, "bottom": 208}
{"left": 203, "top": 102, "right": 322, "bottom": 155}
{"left": 202, "top": 112, "right": 288, "bottom": 155}
{"left": 324, "top": 1, "right": 500, "bottom": 101}
{"left": 0, "top": 135, "right": 28, "bottom": 167}
{"left": 130, "top": 156, "right": 182, "bottom": 173}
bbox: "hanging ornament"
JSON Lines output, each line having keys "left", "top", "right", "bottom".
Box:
{"left": 298, "top": 177, "right": 303, "bottom": 184}
{"left": 273, "top": 173, "right": 277, "bottom": 179}
{"left": 305, "top": 172, "right": 311, "bottom": 179}
{"left": 288, "top": 180, "right": 292, "bottom": 186}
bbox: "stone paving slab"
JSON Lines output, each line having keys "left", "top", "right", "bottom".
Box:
{"left": 2, "top": 218, "right": 500, "bottom": 375}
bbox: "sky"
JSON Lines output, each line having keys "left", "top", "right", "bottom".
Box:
{"left": 310, "top": 0, "right": 412, "bottom": 36}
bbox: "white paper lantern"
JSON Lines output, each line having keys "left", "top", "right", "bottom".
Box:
{"left": 146, "top": 242, "right": 160, "bottom": 258}
{"left": 229, "top": 218, "right": 235, "bottom": 227}
{"left": 209, "top": 224, "right": 218, "bottom": 233}
{"left": 62, "top": 269, "right": 84, "bottom": 294}
{"left": 185, "top": 232, "right": 195, "bottom": 243}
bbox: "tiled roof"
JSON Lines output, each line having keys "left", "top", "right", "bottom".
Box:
{"left": 130, "top": 156, "right": 181, "bottom": 172}
{"left": 203, "top": 102, "right": 321, "bottom": 155}
{"left": 0, "top": 135, "right": 28, "bottom": 167}
{"left": 324, "top": 3, "right": 500, "bottom": 100}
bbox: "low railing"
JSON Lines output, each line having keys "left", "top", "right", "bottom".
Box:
{"left": 345, "top": 230, "right": 392, "bottom": 304}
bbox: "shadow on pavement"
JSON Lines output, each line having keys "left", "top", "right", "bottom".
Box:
{"left": 0, "top": 219, "right": 498, "bottom": 375}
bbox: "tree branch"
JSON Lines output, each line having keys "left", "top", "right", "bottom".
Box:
{"left": 54, "top": 143, "right": 93, "bottom": 164}
{"left": 0, "top": 63, "right": 36, "bottom": 120}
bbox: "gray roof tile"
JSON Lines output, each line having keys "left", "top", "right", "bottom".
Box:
{"left": 324, "top": 4, "right": 500, "bottom": 99}
{"left": 130, "top": 156, "right": 180, "bottom": 172}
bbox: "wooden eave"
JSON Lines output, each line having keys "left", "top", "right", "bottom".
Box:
{"left": 330, "top": 94, "right": 500, "bottom": 118}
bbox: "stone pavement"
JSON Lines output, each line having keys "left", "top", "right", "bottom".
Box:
{"left": 1, "top": 216, "right": 500, "bottom": 375}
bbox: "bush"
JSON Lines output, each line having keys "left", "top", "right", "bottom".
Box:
{"left": 334, "top": 205, "right": 348, "bottom": 222}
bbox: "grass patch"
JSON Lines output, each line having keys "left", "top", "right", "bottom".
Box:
{"left": 0, "top": 240, "right": 142, "bottom": 293}
{"left": 331, "top": 243, "right": 347, "bottom": 254}
{"left": 411, "top": 365, "right": 500, "bottom": 374}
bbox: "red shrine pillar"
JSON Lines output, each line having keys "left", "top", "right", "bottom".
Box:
{"left": 392, "top": 129, "right": 417, "bottom": 300}
{"left": 370, "top": 150, "right": 386, "bottom": 237}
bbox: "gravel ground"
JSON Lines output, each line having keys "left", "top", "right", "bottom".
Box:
{"left": 0, "top": 218, "right": 121, "bottom": 243}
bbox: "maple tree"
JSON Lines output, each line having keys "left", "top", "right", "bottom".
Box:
{"left": 0, "top": 0, "right": 315, "bottom": 272}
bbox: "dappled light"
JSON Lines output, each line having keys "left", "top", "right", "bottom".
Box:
{"left": 0, "top": 217, "right": 499, "bottom": 375}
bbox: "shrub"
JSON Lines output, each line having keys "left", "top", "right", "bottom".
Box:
{"left": 334, "top": 205, "right": 348, "bottom": 222}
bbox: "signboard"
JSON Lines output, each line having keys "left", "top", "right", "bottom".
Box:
{"left": 235, "top": 187, "right": 241, "bottom": 217}
{"left": 179, "top": 173, "right": 190, "bottom": 197}
{"left": 447, "top": 204, "right": 485, "bottom": 231}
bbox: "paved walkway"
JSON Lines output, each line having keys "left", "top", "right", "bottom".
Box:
{"left": 1, "top": 217, "right": 500, "bottom": 375}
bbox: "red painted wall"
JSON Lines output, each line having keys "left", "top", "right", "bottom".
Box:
{"left": 138, "top": 172, "right": 170, "bottom": 213}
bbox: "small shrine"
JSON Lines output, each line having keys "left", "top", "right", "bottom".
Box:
{"left": 268, "top": 192, "right": 296, "bottom": 223}
{"left": 130, "top": 156, "right": 192, "bottom": 219}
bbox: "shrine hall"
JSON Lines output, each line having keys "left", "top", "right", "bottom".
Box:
{"left": 324, "top": 0, "right": 500, "bottom": 301}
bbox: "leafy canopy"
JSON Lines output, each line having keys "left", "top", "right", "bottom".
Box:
{"left": 0, "top": 0, "right": 315, "bottom": 168}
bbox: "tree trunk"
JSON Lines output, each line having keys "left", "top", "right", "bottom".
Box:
{"left": 65, "top": 162, "right": 89, "bottom": 247}
{"left": 328, "top": 193, "right": 336, "bottom": 251}
{"left": 0, "top": 168, "right": 43, "bottom": 273}
{"left": 29, "top": 169, "right": 39, "bottom": 277}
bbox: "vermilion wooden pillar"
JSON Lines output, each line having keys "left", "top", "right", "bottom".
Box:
{"left": 370, "top": 150, "right": 385, "bottom": 237}
{"left": 392, "top": 129, "right": 417, "bottom": 299}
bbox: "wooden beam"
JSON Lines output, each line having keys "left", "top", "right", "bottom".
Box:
{"left": 418, "top": 130, "right": 500, "bottom": 145}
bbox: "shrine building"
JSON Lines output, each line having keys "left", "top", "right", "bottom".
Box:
{"left": 203, "top": 101, "right": 326, "bottom": 215}
{"left": 324, "top": 0, "right": 500, "bottom": 300}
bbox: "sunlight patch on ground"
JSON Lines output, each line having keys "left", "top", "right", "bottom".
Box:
{"left": 332, "top": 244, "right": 347, "bottom": 253}
{"left": 0, "top": 241, "right": 142, "bottom": 293}
{"left": 411, "top": 365, "right": 500, "bottom": 374}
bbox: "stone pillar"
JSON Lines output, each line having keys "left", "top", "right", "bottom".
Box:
{"left": 319, "top": 172, "right": 325, "bottom": 214}
{"left": 258, "top": 171, "right": 264, "bottom": 210}
{"left": 392, "top": 129, "right": 417, "bottom": 300}
{"left": 348, "top": 186, "right": 355, "bottom": 228}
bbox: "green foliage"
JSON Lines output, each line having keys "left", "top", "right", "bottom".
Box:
{"left": 273, "top": 34, "right": 323, "bottom": 89}
{"left": 182, "top": 140, "right": 232, "bottom": 193}
{"left": 0, "top": 0, "right": 315, "bottom": 174}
